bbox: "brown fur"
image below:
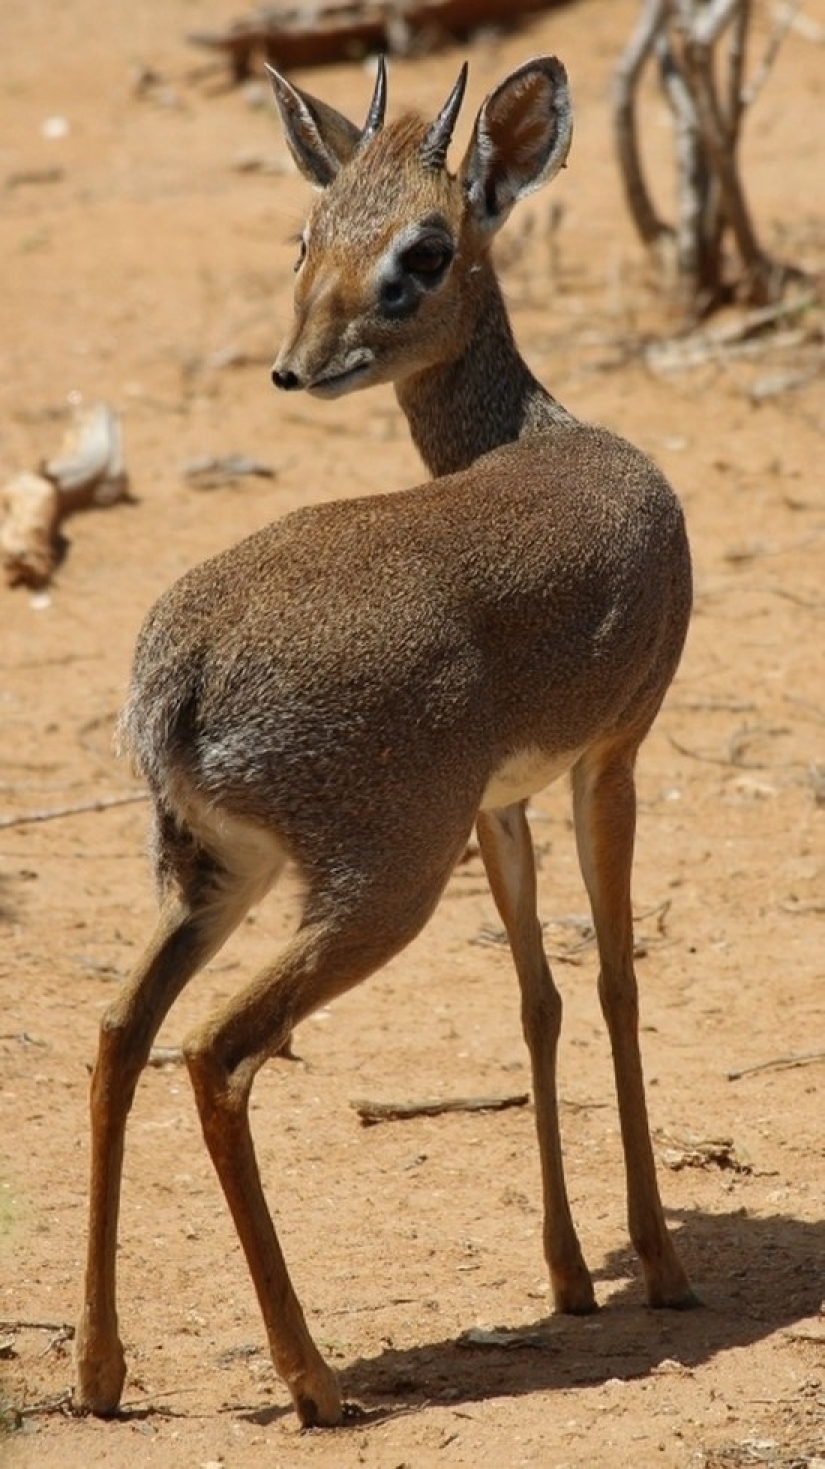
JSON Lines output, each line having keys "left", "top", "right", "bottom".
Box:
{"left": 76, "top": 58, "right": 696, "bottom": 1432}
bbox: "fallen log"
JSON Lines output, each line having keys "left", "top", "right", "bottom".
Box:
{"left": 188, "top": 0, "right": 565, "bottom": 82}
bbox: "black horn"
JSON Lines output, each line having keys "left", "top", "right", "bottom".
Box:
{"left": 420, "top": 62, "right": 469, "bottom": 171}
{"left": 360, "top": 56, "right": 388, "bottom": 144}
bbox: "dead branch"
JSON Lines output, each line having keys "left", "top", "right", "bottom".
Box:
{"left": 614, "top": 1, "right": 805, "bottom": 312}
{"left": 16, "top": 1392, "right": 74, "bottom": 1420}
{"left": 673, "top": 696, "right": 756, "bottom": 713}
{"left": 669, "top": 721, "right": 797, "bottom": 771}
{"left": 782, "top": 1325, "right": 825, "bottom": 1344}
{"left": 0, "top": 473, "right": 61, "bottom": 587}
{"left": 1, "top": 402, "right": 131, "bottom": 589}
{"left": 474, "top": 899, "right": 670, "bottom": 962}
{"left": 676, "top": 14, "right": 777, "bottom": 303}
{"left": 612, "top": 0, "right": 673, "bottom": 251}
{"left": 759, "top": 583, "right": 825, "bottom": 608}
{"left": 773, "top": 2, "right": 825, "bottom": 43}
{"left": 351, "top": 1093, "right": 530, "bottom": 1126}
{"left": 744, "top": 0, "right": 804, "bottom": 105}
{"left": 727, "top": 1049, "right": 825, "bottom": 1081}
{"left": 0, "top": 792, "right": 147, "bottom": 830}
{"left": 472, "top": 919, "right": 592, "bottom": 961}
{"left": 644, "top": 291, "right": 822, "bottom": 374}
{"left": 188, "top": 0, "right": 561, "bottom": 82}
{"left": 668, "top": 731, "right": 742, "bottom": 766}
{"left": 0, "top": 1318, "right": 75, "bottom": 1335}
{"left": 749, "top": 361, "right": 824, "bottom": 400}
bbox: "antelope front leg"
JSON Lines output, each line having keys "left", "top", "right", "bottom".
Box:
{"left": 476, "top": 804, "right": 596, "bottom": 1314}
{"left": 572, "top": 748, "right": 697, "bottom": 1309}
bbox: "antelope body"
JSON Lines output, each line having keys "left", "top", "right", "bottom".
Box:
{"left": 75, "top": 56, "right": 696, "bottom": 1430}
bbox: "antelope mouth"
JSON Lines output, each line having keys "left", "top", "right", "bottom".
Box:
{"left": 307, "top": 354, "right": 374, "bottom": 398}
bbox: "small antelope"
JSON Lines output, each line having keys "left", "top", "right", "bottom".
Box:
{"left": 75, "top": 56, "right": 696, "bottom": 1428}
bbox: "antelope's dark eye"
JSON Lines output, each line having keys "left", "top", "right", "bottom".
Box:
{"left": 400, "top": 238, "right": 453, "bottom": 279}
{"left": 294, "top": 236, "right": 307, "bottom": 273}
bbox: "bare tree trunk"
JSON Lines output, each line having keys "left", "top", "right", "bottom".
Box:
{"left": 656, "top": 30, "right": 716, "bottom": 306}
{"left": 613, "top": 0, "right": 797, "bottom": 316}
{"left": 673, "top": 13, "right": 775, "bottom": 304}
{"left": 612, "top": 0, "right": 673, "bottom": 253}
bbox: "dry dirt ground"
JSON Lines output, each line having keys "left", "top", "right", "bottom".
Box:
{"left": 1, "top": 2, "right": 824, "bottom": 1465}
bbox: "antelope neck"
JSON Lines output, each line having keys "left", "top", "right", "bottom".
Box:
{"left": 395, "top": 259, "right": 574, "bottom": 477}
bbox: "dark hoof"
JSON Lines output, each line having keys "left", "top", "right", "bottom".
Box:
{"left": 652, "top": 1285, "right": 704, "bottom": 1311}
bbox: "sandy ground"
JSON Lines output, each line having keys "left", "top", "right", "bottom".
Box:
{"left": 1, "top": 1, "right": 824, "bottom": 1465}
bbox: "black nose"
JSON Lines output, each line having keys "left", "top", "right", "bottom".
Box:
{"left": 272, "top": 366, "right": 301, "bottom": 391}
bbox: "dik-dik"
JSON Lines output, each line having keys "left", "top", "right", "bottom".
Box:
{"left": 75, "top": 56, "right": 696, "bottom": 1428}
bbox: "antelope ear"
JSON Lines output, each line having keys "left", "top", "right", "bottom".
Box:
{"left": 267, "top": 65, "right": 362, "bottom": 186}
{"left": 459, "top": 57, "right": 572, "bottom": 232}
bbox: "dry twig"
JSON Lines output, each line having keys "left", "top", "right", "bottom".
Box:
{"left": 744, "top": 0, "right": 804, "bottom": 105}
{"left": 727, "top": 1049, "right": 825, "bottom": 1081}
{"left": 772, "top": 1, "right": 825, "bottom": 43}
{"left": 669, "top": 721, "right": 796, "bottom": 770}
{"left": 644, "top": 294, "right": 819, "bottom": 373}
{"left": 474, "top": 899, "right": 671, "bottom": 961}
{"left": 14, "top": 1392, "right": 75, "bottom": 1420}
{"left": 0, "top": 1318, "right": 75, "bottom": 1335}
{"left": 351, "top": 1093, "right": 529, "bottom": 1126}
{"left": 0, "top": 792, "right": 147, "bottom": 830}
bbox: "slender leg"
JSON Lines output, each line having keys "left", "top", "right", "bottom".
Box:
{"left": 183, "top": 878, "right": 450, "bottom": 1427}
{"left": 75, "top": 847, "right": 272, "bottom": 1414}
{"left": 572, "top": 746, "right": 697, "bottom": 1308}
{"left": 476, "top": 803, "right": 595, "bottom": 1314}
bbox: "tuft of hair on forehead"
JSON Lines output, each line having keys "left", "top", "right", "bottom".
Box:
{"left": 306, "top": 111, "right": 458, "bottom": 246}
{"left": 349, "top": 112, "right": 457, "bottom": 180}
